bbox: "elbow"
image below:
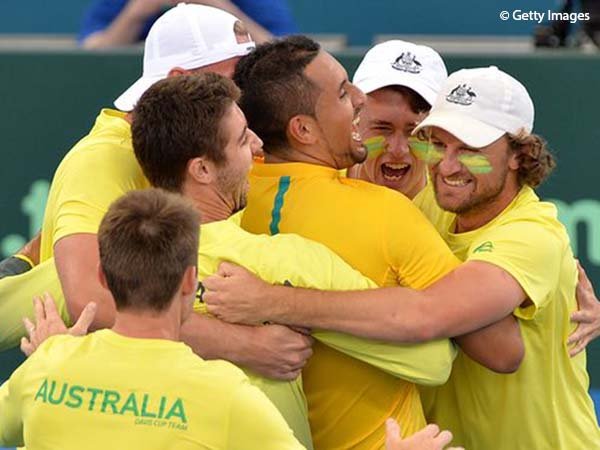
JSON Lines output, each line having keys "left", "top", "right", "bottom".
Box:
{"left": 482, "top": 347, "right": 524, "bottom": 374}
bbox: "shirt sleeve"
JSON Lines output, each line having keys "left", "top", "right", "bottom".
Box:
{"left": 383, "top": 192, "right": 461, "bottom": 289}
{"left": 313, "top": 331, "right": 456, "bottom": 386}
{"left": 226, "top": 381, "right": 305, "bottom": 450}
{"left": 465, "top": 221, "right": 564, "bottom": 320}
{"left": 269, "top": 234, "right": 457, "bottom": 386}
{"left": 0, "top": 362, "right": 27, "bottom": 447}
{"left": 51, "top": 151, "right": 132, "bottom": 245}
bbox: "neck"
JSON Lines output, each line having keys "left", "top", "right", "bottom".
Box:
{"left": 182, "top": 182, "right": 233, "bottom": 224}
{"left": 455, "top": 183, "right": 521, "bottom": 233}
{"left": 265, "top": 145, "right": 337, "bottom": 168}
{"left": 124, "top": 112, "right": 133, "bottom": 124}
{"left": 111, "top": 308, "right": 181, "bottom": 341}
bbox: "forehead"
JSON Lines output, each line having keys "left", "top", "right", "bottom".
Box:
{"left": 304, "top": 50, "right": 347, "bottom": 90}
{"left": 365, "top": 88, "right": 419, "bottom": 123}
{"left": 221, "top": 103, "right": 246, "bottom": 137}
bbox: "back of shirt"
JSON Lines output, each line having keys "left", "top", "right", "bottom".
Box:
{"left": 0, "top": 330, "right": 303, "bottom": 450}
{"left": 243, "top": 162, "right": 460, "bottom": 449}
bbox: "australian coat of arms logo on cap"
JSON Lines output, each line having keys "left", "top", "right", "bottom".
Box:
{"left": 391, "top": 52, "right": 422, "bottom": 74}
{"left": 446, "top": 84, "right": 477, "bottom": 106}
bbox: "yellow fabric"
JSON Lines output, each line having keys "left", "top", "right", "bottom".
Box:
{"left": 0, "top": 259, "right": 68, "bottom": 352}
{"left": 0, "top": 330, "right": 303, "bottom": 450}
{"left": 242, "top": 162, "right": 461, "bottom": 449}
{"left": 419, "top": 186, "right": 600, "bottom": 450}
{"left": 196, "top": 215, "right": 456, "bottom": 449}
{"left": 0, "top": 214, "right": 455, "bottom": 449}
{"left": 40, "top": 109, "right": 150, "bottom": 261}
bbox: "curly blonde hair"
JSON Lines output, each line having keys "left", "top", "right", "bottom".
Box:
{"left": 508, "top": 131, "right": 556, "bottom": 188}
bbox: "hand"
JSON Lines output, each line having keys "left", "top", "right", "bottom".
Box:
{"left": 385, "top": 419, "right": 463, "bottom": 450}
{"left": 241, "top": 324, "right": 313, "bottom": 381}
{"left": 568, "top": 261, "right": 600, "bottom": 357}
{"left": 20, "top": 293, "right": 97, "bottom": 357}
{"left": 204, "top": 262, "right": 273, "bottom": 325}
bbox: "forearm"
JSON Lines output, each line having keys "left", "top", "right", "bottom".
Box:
{"left": 454, "top": 315, "right": 524, "bottom": 373}
{"left": 82, "top": 5, "right": 152, "bottom": 48}
{"left": 180, "top": 313, "right": 257, "bottom": 365}
{"left": 263, "top": 285, "right": 436, "bottom": 343}
{"left": 261, "top": 263, "right": 523, "bottom": 342}
{"left": 55, "top": 235, "right": 116, "bottom": 329}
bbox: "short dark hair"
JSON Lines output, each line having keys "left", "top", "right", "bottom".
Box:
{"left": 385, "top": 85, "right": 431, "bottom": 114}
{"left": 98, "top": 189, "right": 199, "bottom": 312}
{"left": 233, "top": 35, "right": 321, "bottom": 155}
{"left": 132, "top": 73, "right": 241, "bottom": 192}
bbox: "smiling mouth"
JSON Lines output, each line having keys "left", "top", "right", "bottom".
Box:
{"left": 381, "top": 162, "right": 410, "bottom": 181}
{"left": 352, "top": 115, "right": 363, "bottom": 142}
{"left": 442, "top": 176, "right": 471, "bottom": 187}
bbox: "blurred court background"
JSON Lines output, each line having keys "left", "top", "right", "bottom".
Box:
{"left": 1, "top": 2, "right": 599, "bottom": 444}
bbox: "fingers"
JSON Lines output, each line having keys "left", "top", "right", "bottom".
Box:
{"left": 33, "top": 296, "right": 45, "bottom": 323}
{"left": 567, "top": 328, "right": 584, "bottom": 345}
{"left": 570, "top": 310, "right": 593, "bottom": 324}
{"left": 20, "top": 336, "right": 34, "bottom": 357}
{"left": 69, "top": 302, "right": 97, "bottom": 336}
{"left": 569, "top": 339, "right": 587, "bottom": 357}
{"left": 216, "top": 261, "right": 244, "bottom": 277}
{"left": 385, "top": 418, "right": 401, "bottom": 447}
{"left": 42, "top": 292, "right": 60, "bottom": 319}
{"left": 202, "top": 274, "right": 226, "bottom": 292}
{"left": 434, "top": 429, "right": 454, "bottom": 447}
{"left": 23, "top": 317, "right": 36, "bottom": 336}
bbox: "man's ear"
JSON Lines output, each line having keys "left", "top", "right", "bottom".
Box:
{"left": 508, "top": 148, "right": 520, "bottom": 171}
{"left": 287, "top": 115, "right": 319, "bottom": 146}
{"left": 187, "top": 157, "right": 215, "bottom": 185}
{"left": 181, "top": 266, "right": 197, "bottom": 296}
{"left": 167, "top": 67, "right": 192, "bottom": 78}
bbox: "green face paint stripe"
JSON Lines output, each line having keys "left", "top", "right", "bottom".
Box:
{"left": 458, "top": 154, "right": 493, "bottom": 174}
{"left": 363, "top": 136, "right": 386, "bottom": 159}
{"left": 410, "top": 140, "right": 444, "bottom": 164}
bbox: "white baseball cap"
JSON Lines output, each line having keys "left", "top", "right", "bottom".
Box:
{"left": 352, "top": 40, "right": 447, "bottom": 106}
{"left": 413, "top": 66, "right": 534, "bottom": 148}
{"left": 114, "top": 3, "right": 256, "bottom": 111}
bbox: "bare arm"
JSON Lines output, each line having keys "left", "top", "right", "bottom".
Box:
{"left": 204, "top": 261, "right": 528, "bottom": 343}
{"left": 181, "top": 313, "right": 313, "bottom": 381}
{"left": 54, "top": 234, "right": 117, "bottom": 329}
{"left": 82, "top": 0, "right": 173, "bottom": 48}
{"left": 454, "top": 315, "right": 524, "bottom": 373}
{"left": 82, "top": 0, "right": 272, "bottom": 49}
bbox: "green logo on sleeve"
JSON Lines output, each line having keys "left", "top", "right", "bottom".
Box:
{"left": 473, "top": 241, "right": 494, "bottom": 253}
{"left": 34, "top": 378, "right": 188, "bottom": 429}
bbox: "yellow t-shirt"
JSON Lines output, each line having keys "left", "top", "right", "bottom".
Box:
{"left": 1, "top": 214, "right": 455, "bottom": 449}
{"left": 40, "top": 109, "right": 150, "bottom": 261}
{"left": 242, "top": 162, "right": 461, "bottom": 449}
{"left": 419, "top": 186, "right": 600, "bottom": 450}
{"left": 197, "top": 213, "right": 456, "bottom": 449}
{"left": 0, "top": 330, "right": 304, "bottom": 450}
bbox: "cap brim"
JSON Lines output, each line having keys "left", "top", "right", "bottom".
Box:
{"left": 355, "top": 73, "right": 438, "bottom": 106}
{"left": 114, "top": 75, "right": 163, "bottom": 112}
{"left": 413, "top": 110, "right": 505, "bottom": 148}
